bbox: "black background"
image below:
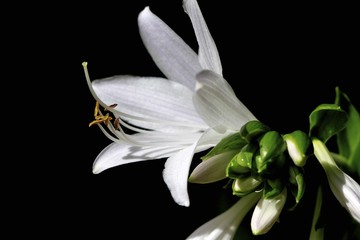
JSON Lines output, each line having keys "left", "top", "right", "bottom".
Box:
{"left": 7, "top": 1, "right": 359, "bottom": 239}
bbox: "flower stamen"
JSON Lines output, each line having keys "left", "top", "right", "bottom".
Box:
{"left": 89, "top": 101, "right": 116, "bottom": 127}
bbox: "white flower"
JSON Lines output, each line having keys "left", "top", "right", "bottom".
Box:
{"left": 186, "top": 192, "right": 262, "bottom": 240}
{"left": 313, "top": 138, "right": 360, "bottom": 223}
{"left": 84, "top": 0, "right": 255, "bottom": 207}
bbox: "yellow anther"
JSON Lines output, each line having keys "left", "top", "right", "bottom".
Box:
{"left": 89, "top": 101, "right": 114, "bottom": 127}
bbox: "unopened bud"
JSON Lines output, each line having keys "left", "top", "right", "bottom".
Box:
{"left": 259, "top": 131, "right": 286, "bottom": 162}
{"left": 232, "top": 176, "right": 262, "bottom": 196}
{"left": 240, "top": 120, "right": 271, "bottom": 143}
{"left": 283, "top": 130, "right": 312, "bottom": 167}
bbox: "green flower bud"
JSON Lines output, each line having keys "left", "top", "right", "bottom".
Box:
{"left": 240, "top": 120, "right": 271, "bottom": 143}
{"left": 255, "top": 152, "right": 287, "bottom": 177}
{"left": 283, "top": 130, "right": 312, "bottom": 167}
{"left": 259, "top": 131, "right": 286, "bottom": 162}
{"left": 226, "top": 153, "right": 251, "bottom": 179}
{"left": 232, "top": 176, "right": 263, "bottom": 196}
{"left": 236, "top": 143, "right": 259, "bottom": 169}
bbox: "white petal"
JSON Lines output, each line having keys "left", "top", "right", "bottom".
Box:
{"left": 189, "top": 150, "right": 238, "bottom": 184}
{"left": 313, "top": 138, "right": 360, "bottom": 223}
{"left": 194, "top": 70, "right": 256, "bottom": 131}
{"left": 138, "top": 7, "right": 202, "bottom": 90}
{"left": 92, "top": 75, "right": 207, "bottom": 131}
{"left": 196, "top": 128, "right": 235, "bottom": 150}
{"left": 251, "top": 188, "right": 287, "bottom": 235}
{"left": 163, "top": 142, "right": 197, "bottom": 207}
{"left": 186, "top": 192, "right": 262, "bottom": 240}
{"left": 183, "top": 0, "right": 222, "bottom": 75}
{"left": 162, "top": 128, "right": 216, "bottom": 206}
{"left": 92, "top": 131, "right": 204, "bottom": 174}
{"left": 92, "top": 141, "right": 183, "bottom": 174}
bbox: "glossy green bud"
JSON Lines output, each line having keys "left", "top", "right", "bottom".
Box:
{"left": 236, "top": 143, "right": 259, "bottom": 169}
{"left": 240, "top": 120, "right": 271, "bottom": 143}
{"left": 256, "top": 151, "right": 287, "bottom": 176}
{"left": 259, "top": 131, "right": 286, "bottom": 162}
{"left": 226, "top": 153, "right": 251, "bottom": 179}
{"left": 283, "top": 130, "right": 312, "bottom": 167}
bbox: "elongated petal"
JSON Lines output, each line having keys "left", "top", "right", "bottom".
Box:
{"left": 251, "top": 188, "right": 287, "bottom": 235}
{"left": 186, "top": 191, "right": 262, "bottom": 240}
{"left": 163, "top": 143, "right": 198, "bottom": 207}
{"left": 92, "top": 142, "right": 183, "bottom": 174}
{"left": 183, "top": 0, "right": 222, "bottom": 75}
{"left": 194, "top": 70, "right": 256, "bottom": 132}
{"left": 92, "top": 75, "right": 207, "bottom": 131}
{"left": 138, "top": 7, "right": 202, "bottom": 90}
{"left": 92, "top": 131, "right": 203, "bottom": 173}
{"left": 313, "top": 138, "right": 360, "bottom": 223}
{"left": 163, "top": 128, "right": 216, "bottom": 206}
{"left": 189, "top": 150, "right": 238, "bottom": 184}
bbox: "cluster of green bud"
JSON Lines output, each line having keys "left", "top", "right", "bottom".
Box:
{"left": 226, "top": 120, "right": 312, "bottom": 205}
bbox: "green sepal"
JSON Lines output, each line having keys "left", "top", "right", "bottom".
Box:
{"left": 239, "top": 120, "right": 271, "bottom": 143}
{"left": 283, "top": 130, "right": 313, "bottom": 167}
{"left": 309, "top": 103, "right": 348, "bottom": 143}
{"left": 264, "top": 178, "right": 284, "bottom": 199}
{"left": 288, "top": 165, "right": 306, "bottom": 203}
{"left": 201, "top": 132, "right": 247, "bottom": 160}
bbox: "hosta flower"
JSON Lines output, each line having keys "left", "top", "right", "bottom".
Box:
{"left": 84, "top": 0, "right": 255, "bottom": 207}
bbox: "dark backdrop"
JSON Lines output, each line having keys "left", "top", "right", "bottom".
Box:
{"left": 9, "top": 1, "right": 359, "bottom": 239}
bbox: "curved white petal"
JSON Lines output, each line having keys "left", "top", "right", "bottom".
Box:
{"left": 138, "top": 7, "right": 202, "bottom": 90}
{"left": 183, "top": 0, "right": 222, "bottom": 75}
{"left": 162, "top": 128, "right": 218, "bottom": 206}
{"left": 194, "top": 70, "right": 256, "bottom": 131}
{"left": 186, "top": 192, "right": 262, "bottom": 240}
{"left": 313, "top": 138, "right": 360, "bottom": 223}
{"left": 92, "top": 141, "right": 183, "bottom": 174}
{"left": 163, "top": 143, "right": 197, "bottom": 207}
{"left": 189, "top": 150, "right": 238, "bottom": 184}
{"left": 92, "top": 75, "right": 207, "bottom": 131}
{"left": 251, "top": 188, "right": 287, "bottom": 235}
